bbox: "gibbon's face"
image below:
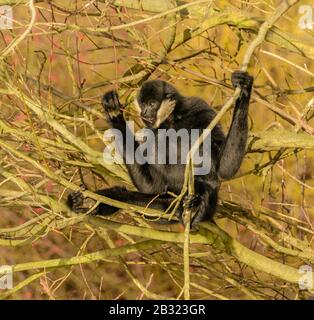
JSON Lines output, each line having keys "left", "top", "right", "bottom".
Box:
{"left": 139, "top": 98, "right": 160, "bottom": 127}
{"left": 136, "top": 80, "right": 177, "bottom": 128}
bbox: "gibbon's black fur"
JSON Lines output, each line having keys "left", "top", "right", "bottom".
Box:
{"left": 67, "top": 71, "right": 253, "bottom": 229}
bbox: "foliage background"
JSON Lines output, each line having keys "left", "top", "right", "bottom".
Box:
{"left": 0, "top": 0, "right": 314, "bottom": 299}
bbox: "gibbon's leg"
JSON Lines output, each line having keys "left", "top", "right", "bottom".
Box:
{"left": 218, "top": 71, "right": 253, "bottom": 180}
{"left": 67, "top": 186, "right": 176, "bottom": 216}
{"left": 102, "top": 91, "right": 158, "bottom": 192}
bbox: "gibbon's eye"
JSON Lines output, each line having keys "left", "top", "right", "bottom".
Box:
{"left": 149, "top": 101, "right": 156, "bottom": 107}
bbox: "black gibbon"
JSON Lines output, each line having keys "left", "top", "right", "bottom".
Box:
{"left": 67, "top": 71, "right": 253, "bottom": 230}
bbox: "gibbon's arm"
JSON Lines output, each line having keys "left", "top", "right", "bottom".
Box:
{"left": 218, "top": 71, "right": 253, "bottom": 180}
{"left": 102, "top": 91, "right": 158, "bottom": 192}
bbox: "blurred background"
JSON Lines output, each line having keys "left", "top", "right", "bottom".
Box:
{"left": 0, "top": 0, "right": 313, "bottom": 299}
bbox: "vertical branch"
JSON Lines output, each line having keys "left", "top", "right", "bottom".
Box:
{"left": 183, "top": 159, "right": 195, "bottom": 300}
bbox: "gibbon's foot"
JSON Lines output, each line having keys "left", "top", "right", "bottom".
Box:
{"left": 182, "top": 194, "right": 207, "bottom": 231}
{"left": 67, "top": 191, "right": 97, "bottom": 214}
{"left": 102, "top": 90, "right": 122, "bottom": 120}
{"left": 231, "top": 70, "right": 253, "bottom": 96}
{"left": 67, "top": 191, "right": 86, "bottom": 213}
